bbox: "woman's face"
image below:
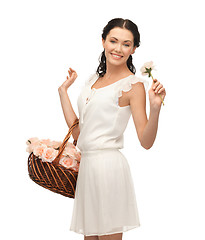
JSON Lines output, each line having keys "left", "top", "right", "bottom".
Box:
{"left": 102, "top": 27, "right": 136, "bottom": 67}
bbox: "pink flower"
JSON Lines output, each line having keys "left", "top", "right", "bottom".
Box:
{"left": 33, "top": 144, "right": 47, "bottom": 157}
{"left": 26, "top": 137, "right": 39, "bottom": 145}
{"left": 62, "top": 146, "right": 77, "bottom": 158}
{"left": 49, "top": 141, "right": 62, "bottom": 149}
{"left": 74, "top": 151, "right": 81, "bottom": 161}
{"left": 70, "top": 166, "right": 79, "bottom": 171}
{"left": 26, "top": 141, "right": 39, "bottom": 153}
{"left": 70, "top": 160, "right": 80, "bottom": 171}
{"left": 39, "top": 139, "right": 52, "bottom": 147}
{"left": 41, "top": 148, "right": 59, "bottom": 163}
{"left": 75, "top": 160, "right": 80, "bottom": 168}
{"left": 59, "top": 156, "right": 74, "bottom": 169}
{"left": 26, "top": 137, "right": 81, "bottom": 166}
{"left": 66, "top": 142, "right": 76, "bottom": 149}
{"left": 26, "top": 137, "right": 40, "bottom": 153}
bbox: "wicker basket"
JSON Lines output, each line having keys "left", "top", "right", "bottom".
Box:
{"left": 28, "top": 118, "right": 79, "bottom": 198}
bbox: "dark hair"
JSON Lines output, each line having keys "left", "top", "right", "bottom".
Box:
{"left": 96, "top": 18, "right": 140, "bottom": 77}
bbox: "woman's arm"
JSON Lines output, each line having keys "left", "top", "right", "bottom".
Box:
{"left": 128, "top": 80, "right": 166, "bottom": 149}
{"left": 140, "top": 106, "right": 160, "bottom": 149}
{"left": 58, "top": 87, "right": 80, "bottom": 141}
{"left": 58, "top": 68, "right": 80, "bottom": 142}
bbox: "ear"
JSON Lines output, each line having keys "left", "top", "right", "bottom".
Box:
{"left": 102, "top": 38, "right": 105, "bottom": 48}
{"left": 131, "top": 46, "right": 137, "bottom": 54}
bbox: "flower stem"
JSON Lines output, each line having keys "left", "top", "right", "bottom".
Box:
{"left": 150, "top": 73, "right": 165, "bottom": 106}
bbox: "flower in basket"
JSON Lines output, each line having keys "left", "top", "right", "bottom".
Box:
{"left": 31, "top": 143, "right": 58, "bottom": 162}
{"left": 66, "top": 142, "right": 76, "bottom": 149}
{"left": 26, "top": 137, "right": 81, "bottom": 171}
{"left": 41, "top": 147, "right": 59, "bottom": 163}
{"left": 26, "top": 137, "right": 40, "bottom": 153}
{"left": 48, "top": 140, "right": 62, "bottom": 149}
{"left": 61, "top": 145, "right": 81, "bottom": 171}
{"left": 62, "top": 146, "right": 81, "bottom": 160}
{"left": 38, "top": 139, "right": 62, "bottom": 149}
{"left": 59, "top": 156, "right": 76, "bottom": 169}
{"left": 59, "top": 157, "right": 80, "bottom": 171}
{"left": 74, "top": 151, "right": 81, "bottom": 162}
{"left": 33, "top": 144, "right": 47, "bottom": 157}
{"left": 26, "top": 138, "right": 62, "bottom": 153}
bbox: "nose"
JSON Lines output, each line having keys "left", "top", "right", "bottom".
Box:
{"left": 114, "top": 43, "right": 122, "bottom": 53}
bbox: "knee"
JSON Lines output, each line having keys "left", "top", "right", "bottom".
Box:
{"left": 98, "top": 232, "right": 123, "bottom": 240}
{"left": 84, "top": 235, "right": 99, "bottom": 240}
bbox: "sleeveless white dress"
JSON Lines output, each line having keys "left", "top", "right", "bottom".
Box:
{"left": 69, "top": 73, "right": 149, "bottom": 236}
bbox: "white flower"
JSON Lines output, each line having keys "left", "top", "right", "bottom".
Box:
{"left": 140, "top": 61, "right": 156, "bottom": 76}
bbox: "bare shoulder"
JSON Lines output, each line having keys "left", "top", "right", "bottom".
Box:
{"left": 127, "top": 81, "right": 146, "bottom": 105}
{"left": 118, "top": 78, "right": 146, "bottom": 107}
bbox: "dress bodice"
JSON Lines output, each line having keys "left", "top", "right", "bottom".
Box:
{"left": 76, "top": 73, "right": 149, "bottom": 152}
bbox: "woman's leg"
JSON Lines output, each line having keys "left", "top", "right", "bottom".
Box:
{"left": 84, "top": 235, "right": 99, "bottom": 240}
{"left": 98, "top": 233, "right": 123, "bottom": 240}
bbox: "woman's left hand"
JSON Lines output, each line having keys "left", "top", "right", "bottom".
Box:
{"left": 148, "top": 79, "right": 166, "bottom": 109}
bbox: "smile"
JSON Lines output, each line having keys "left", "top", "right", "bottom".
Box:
{"left": 111, "top": 53, "right": 123, "bottom": 59}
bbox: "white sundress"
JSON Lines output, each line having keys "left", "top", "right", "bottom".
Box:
{"left": 69, "top": 73, "right": 149, "bottom": 237}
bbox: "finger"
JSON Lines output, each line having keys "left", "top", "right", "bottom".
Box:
{"left": 72, "top": 72, "right": 77, "bottom": 80}
{"left": 158, "top": 87, "right": 165, "bottom": 94}
{"left": 153, "top": 81, "right": 160, "bottom": 90}
{"left": 72, "top": 70, "right": 77, "bottom": 77}
{"left": 70, "top": 67, "right": 75, "bottom": 72}
{"left": 69, "top": 69, "right": 75, "bottom": 78}
{"left": 68, "top": 69, "right": 72, "bottom": 77}
{"left": 69, "top": 68, "right": 75, "bottom": 74}
{"left": 155, "top": 83, "right": 163, "bottom": 93}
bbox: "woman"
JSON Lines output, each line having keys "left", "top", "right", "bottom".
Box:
{"left": 58, "top": 18, "right": 166, "bottom": 240}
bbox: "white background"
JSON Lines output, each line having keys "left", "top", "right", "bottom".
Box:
{"left": 1, "top": 0, "right": 205, "bottom": 239}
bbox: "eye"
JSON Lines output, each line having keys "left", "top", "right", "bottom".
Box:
{"left": 110, "top": 40, "right": 116, "bottom": 43}
{"left": 124, "top": 44, "right": 130, "bottom": 47}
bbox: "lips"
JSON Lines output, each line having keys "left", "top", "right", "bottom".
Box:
{"left": 111, "top": 53, "right": 123, "bottom": 59}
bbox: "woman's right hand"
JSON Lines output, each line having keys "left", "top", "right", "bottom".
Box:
{"left": 58, "top": 68, "right": 78, "bottom": 91}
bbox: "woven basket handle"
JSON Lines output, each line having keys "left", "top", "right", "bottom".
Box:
{"left": 52, "top": 118, "right": 79, "bottom": 166}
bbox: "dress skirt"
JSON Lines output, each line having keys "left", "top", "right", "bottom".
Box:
{"left": 69, "top": 148, "right": 140, "bottom": 236}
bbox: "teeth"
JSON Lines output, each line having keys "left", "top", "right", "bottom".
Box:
{"left": 112, "top": 54, "right": 122, "bottom": 59}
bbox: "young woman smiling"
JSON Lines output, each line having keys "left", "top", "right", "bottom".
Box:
{"left": 58, "top": 18, "right": 166, "bottom": 240}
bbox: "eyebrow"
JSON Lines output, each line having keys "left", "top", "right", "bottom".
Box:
{"left": 110, "top": 37, "right": 132, "bottom": 43}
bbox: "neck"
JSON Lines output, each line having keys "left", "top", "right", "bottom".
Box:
{"left": 105, "top": 63, "right": 131, "bottom": 79}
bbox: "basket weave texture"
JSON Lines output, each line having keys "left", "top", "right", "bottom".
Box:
{"left": 28, "top": 118, "right": 79, "bottom": 198}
